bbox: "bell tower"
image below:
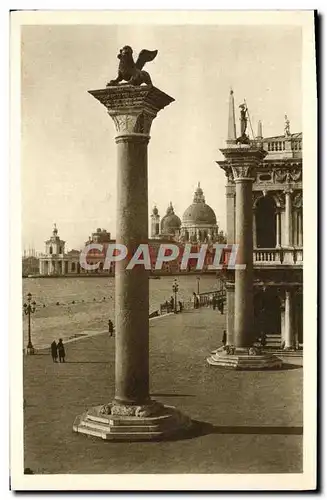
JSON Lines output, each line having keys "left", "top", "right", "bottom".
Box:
{"left": 150, "top": 205, "right": 160, "bottom": 238}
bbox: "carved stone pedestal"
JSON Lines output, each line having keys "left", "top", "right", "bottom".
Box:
{"left": 73, "top": 401, "right": 191, "bottom": 441}
{"left": 207, "top": 346, "right": 283, "bottom": 370}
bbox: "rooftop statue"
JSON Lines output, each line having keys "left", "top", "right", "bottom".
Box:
{"left": 107, "top": 46, "right": 158, "bottom": 87}
{"left": 284, "top": 114, "right": 291, "bottom": 137}
{"left": 236, "top": 103, "right": 250, "bottom": 145}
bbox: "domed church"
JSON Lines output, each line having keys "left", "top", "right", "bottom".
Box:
{"left": 150, "top": 183, "right": 219, "bottom": 243}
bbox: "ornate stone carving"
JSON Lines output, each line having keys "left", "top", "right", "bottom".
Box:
{"left": 274, "top": 191, "right": 285, "bottom": 208}
{"left": 290, "top": 167, "right": 302, "bottom": 182}
{"left": 89, "top": 86, "right": 174, "bottom": 139}
{"left": 275, "top": 169, "right": 287, "bottom": 183}
{"left": 232, "top": 165, "right": 254, "bottom": 180}
{"left": 100, "top": 400, "right": 164, "bottom": 418}
{"left": 111, "top": 111, "right": 154, "bottom": 136}
{"left": 274, "top": 167, "right": 302, "bottom": 183}
{"left": 293, "top": 192, "right": 303, "bottom": 208}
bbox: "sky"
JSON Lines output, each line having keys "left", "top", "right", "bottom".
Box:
{"left": 21, "top": 23, "right": 302, "bottom": 252}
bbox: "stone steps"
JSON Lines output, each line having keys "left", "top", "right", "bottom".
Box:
{"left": 73, "top": 404, "right": 191, "bottom": 441}
{"left": 207, "top": 352, "right": 283, "bottom": 370}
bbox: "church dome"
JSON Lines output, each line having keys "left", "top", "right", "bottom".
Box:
{"left": 182, "top": 184, "right": 217, "bottom": 225}
{"left": 161, "top": 202, "right": 181, "bottom": 234}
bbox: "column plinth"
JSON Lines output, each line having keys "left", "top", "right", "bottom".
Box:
{"left": 73, "top": 85, "right": 191, "bottom": 439}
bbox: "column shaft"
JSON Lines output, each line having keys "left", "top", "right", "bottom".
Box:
{"left": 226, "top": 287, "right": 235, "bottom": 345}
{"left": 234, "top": 179, "right": 254, "bottom": 347}
{"left": 115, "top": 136, "right": 150, "bottom": 405}
{"left": 276, "top": 211, "right": 280, "bottom": 247}
{"left": 284, "top": 289, "right": 294, "bottom": 348}
{"left": 253, "top": 211, "right": 257, "bottom": 248}
{"left": 284, "top": 190, "right": 293, "bottom": 246}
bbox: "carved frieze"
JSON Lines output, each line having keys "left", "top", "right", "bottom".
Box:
{"left": 274, "top": 167, "right": 302, "bottom": 184}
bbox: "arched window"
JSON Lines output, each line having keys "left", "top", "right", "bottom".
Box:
{"left": 49, "top": 246, "right": 53, "bottom": 255}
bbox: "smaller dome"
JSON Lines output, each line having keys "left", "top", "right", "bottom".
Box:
{"left": 152, "top": 205, "right": 159, "bottom": 216}
{"left": 161, "top": 202, "right": 181, "bottom": 235}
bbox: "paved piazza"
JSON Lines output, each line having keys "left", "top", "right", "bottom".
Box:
{"left": 24, "top": 308, "right": 302, "bottom": 474}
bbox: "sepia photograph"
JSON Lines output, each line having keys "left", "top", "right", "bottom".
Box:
{"left": 10, "top": 10, "right": 317, "bottom": 491}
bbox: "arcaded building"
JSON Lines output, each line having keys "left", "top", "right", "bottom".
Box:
{"left": 220, "top": 91, "right": 303, "bottom": 349}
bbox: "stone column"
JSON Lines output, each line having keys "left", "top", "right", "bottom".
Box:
{"left": 221, "top": 146, "right": 267, "bottom": 349}
{"left": 62, "top": 260, "right": 66, "bottom": 275}
{"left": 276, "top": 210, "right": 281, "bottom": 247}
{"left": 284, "top": 188, "right": 293, "bottom": 247}
{"left": 298, "top": 210, "right": 303, "bottom": 247}
{"left": 233, "top": 170, "right": 254, "bottom": 347}
{"left": 284, "top": 289, "right": 294, "bottom": 349}
{"left": 89, "top": 85, "right": 174, "bottom": 406}
{"left": 226, "top": 283, "right": 235, "bottom": 345}
{"left": 226, "top": 188, "right": 235, "bottom": 244}
{"left": 253, "top": 211, "right": 257, "bottom": 248}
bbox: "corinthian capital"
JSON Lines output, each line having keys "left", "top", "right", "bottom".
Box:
{"left": 88, "top": 85, "right": 174, "bottom": 139}
{"left": 232, "top": 164, "right": 255, "bottom": 181}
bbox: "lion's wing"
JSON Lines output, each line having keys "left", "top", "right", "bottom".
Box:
{"left": 135, "top": 49, "right": 158, "bottom": 70}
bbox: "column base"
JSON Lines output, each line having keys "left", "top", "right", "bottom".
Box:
{"left": 73, "top": 400, "right": 191, "bottom": 441}
{"left": 207, "top": 346, "right": 283, "bottom": 370}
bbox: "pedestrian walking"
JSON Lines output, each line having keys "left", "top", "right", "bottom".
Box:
{"left": 50, "top": 340, "right": 58, "bottom": 362}
{"left": 57, "top": 338, "right": 66, "bottom": 363}
{"left": 170, "top": 295, "right": 174, "bottom": 312}
{"left": 222, "top": 330, "right": 227, "bottom": 346}
{"left": 178, "top": 300, "right": 183, "bottom": 313}
{"left": 108, "top": 319, "right": 114, "bottom": 337}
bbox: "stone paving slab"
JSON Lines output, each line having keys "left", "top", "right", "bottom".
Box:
{"left": 23, "top": 308, "right": 302, "bottom": 474}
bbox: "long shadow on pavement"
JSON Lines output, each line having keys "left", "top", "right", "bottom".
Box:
{"left": 162, "top": 420, "right": 303, "bottom": 442}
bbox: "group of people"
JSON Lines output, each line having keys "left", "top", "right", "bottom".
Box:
{"left": 50, "top": 339, "right": 66, "bottom": 363}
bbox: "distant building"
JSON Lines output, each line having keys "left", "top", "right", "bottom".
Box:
{"left": 39, "top": 224, "right": 80, "bottom": 275}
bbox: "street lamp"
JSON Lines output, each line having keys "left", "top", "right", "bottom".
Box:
{"left": 172, "top": 278, "right": 179, "bottom": 314}
{"left": 197, "top": 276, "right": 200, "bottom": 295}
{"left": 23, "top": 292, "right": 36, "bottom": 355}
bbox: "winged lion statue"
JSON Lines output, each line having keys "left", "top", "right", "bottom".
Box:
{"left": 107, "top": 46, "right": 158, "bottom": 87}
